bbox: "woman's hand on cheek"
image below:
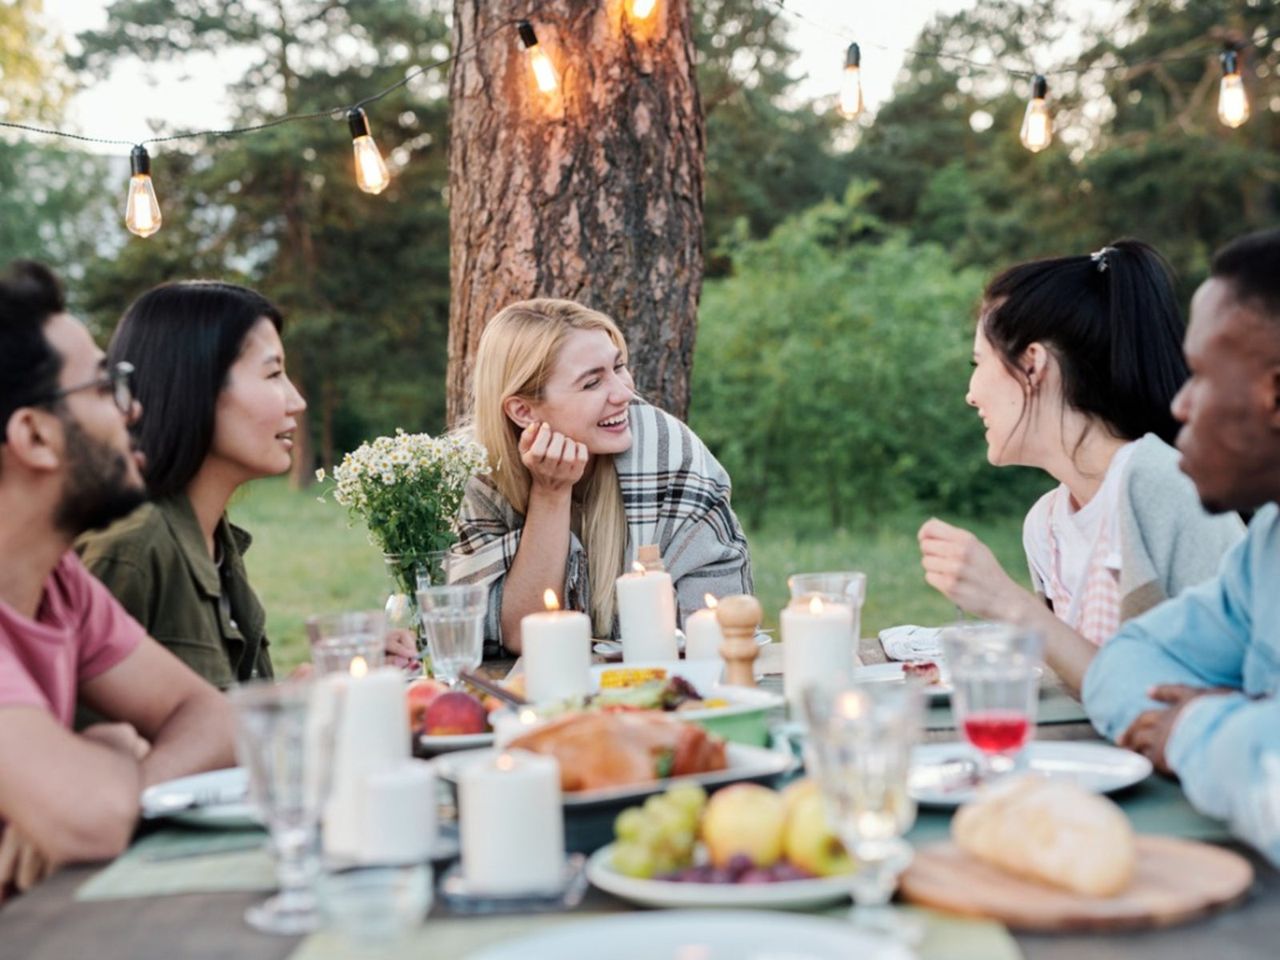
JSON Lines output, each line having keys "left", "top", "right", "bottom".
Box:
{"left": 520, "top": 422, "right": 589, "bottom": 495}
{"left": 917, "top": 517, "right": 1026, "bottom": 620}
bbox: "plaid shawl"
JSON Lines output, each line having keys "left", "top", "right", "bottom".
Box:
{"left": 447, "top": 399, "right": 753, "bottom": 653}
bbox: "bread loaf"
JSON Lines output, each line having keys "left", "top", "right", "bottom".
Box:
{"left": 952, "top": 774, "right": 1135, "bottom": 897}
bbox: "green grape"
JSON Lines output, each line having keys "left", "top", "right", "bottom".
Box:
{"left": 611, "top": 842, "right": 656, "bottom": 878}
{"left": 665, "top": 782, "right": 708, "bottom": 816}
{"left": 613, "top": 806, "right": 646, "bottom": 842}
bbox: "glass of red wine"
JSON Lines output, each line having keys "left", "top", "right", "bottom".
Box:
{"left": 941, "top": 622, "right": 1043, "bottom": 780}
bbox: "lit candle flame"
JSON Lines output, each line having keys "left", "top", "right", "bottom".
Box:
{"left": 809, "top": 596, "right": 825, "bottom": 614}
{"left": 349, "top": 655, "right": 368, "bottom": 678}
{"left": 704, "top": 594, "right": 718, "bottom": 609}
{"left": 496, "top": 752, "right": 516, "bottom": 772}
{"left": 543, "top": 589, "right": 560, "bottom": 611}
{"left": 632, "top": 561, "right": 647, "bottom": 574}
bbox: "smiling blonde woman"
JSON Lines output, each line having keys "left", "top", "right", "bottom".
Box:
{"left": 447, "top": 299, "right": 753, "bottom": 655}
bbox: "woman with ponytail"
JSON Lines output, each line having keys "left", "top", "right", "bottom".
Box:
{"left": 447, "top": 299, "right": 752, "bottom": 655}
{"left": 918, "top": 241, "right": 1243, "bottom": 696}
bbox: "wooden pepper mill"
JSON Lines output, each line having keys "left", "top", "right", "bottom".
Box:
{"left": 715, "top": 594, "right": 763, "bottom": 688}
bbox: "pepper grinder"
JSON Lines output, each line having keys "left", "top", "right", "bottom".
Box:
{"left": 715, "top": 594, "right": 762, "bottom": 688}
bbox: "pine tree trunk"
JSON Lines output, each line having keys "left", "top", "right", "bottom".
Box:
{"left": 446, "top": 0, "right": 704, "bottom": 425}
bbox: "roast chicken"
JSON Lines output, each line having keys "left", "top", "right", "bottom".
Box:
{"left": 507, "top": 710, "right": 728, "bottom": 792}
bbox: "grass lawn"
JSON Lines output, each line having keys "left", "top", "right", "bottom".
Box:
{"left": 235, "top": 477, "right": 1029, "bottom": 672}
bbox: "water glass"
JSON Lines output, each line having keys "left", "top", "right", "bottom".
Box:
{"left": 307, "top": 610, "right": 387, "bottom": 676}
{"left": 230, "top": 679, "right": 335, "bottom": 935}
{"left": 941, "top": 622, "right": 1043, "bottom": 779}
{"left": 802, "top": 681, "right": 922, "bottom": 941}
{"left": 416, "top": 584, "right": 486, "bottom": 686}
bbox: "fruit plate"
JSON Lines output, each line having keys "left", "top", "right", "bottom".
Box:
{"left": 467, "top": 910, "right": 914, "bottom": 960}
{"left": 141, "top": 767, "right": 256, "bottom": 829}
{"left": 431, "top": 742, "right": 799, "bottom": 810}
{"left": 416, "top": 731, "right": 496, "bottom": 755}
{"left": 586, "top": 844, "right": 852, "bottom": 910}
{"left": 852, "top": 661, "right": 953, "bottom": 700}
{"left": 909, "top": 741, "right": 1153, "bottom": 807}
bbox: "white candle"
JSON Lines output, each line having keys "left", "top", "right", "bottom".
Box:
{"left": 616, "top": 562, "right": 678, "bottom": 661}
{"left": 522, "top": 590, "right": 592, "bottom": 704}
{"left": 358, "top": 760, "right": 438, "bottom": 865}
{"left": 781, "top": 596, "right": 859, "bottom": 711}
{"left": 324, "top": 660, "right": 410, "bottom": 861}
{"left": 684, "top": 594, "right": 724, "bottom": 660}
{"left": 459, "top": 750, "right": 564, "bottom": 893}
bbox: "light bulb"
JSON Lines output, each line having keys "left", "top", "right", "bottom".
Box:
{"left": 124, "top": 145, "right": 162, "bottom": 238}
{"left": 517, "top": 21, "right": 559, "bottom": 94}
{"left": 839, "top": 43, "right": 863, "bottom": 119}
{"left": 1218, "top": 49, "right": 1250, "bottom": 129}
{"left": 630, "top": 0, "right": 658, "bottom": 20}
{"left": 1020, "top": 74, "right": 1053, "bottom": 153}
{"left": 347, "top": 108, "right": 391, "bottom": 195}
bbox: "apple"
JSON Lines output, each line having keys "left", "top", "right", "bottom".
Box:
{"left": 424, "top": 690, "right": 489, "bottom": 736}
{"left": 782, "top": 780, "right": 853, "bottom": 877}
{"left": 700, "top": 783, "right": 787, "bottom": 868}
{"left": 406, "top": 678, "right": 449, "bottom": 732}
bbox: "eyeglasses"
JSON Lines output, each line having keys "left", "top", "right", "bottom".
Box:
{"left": 38, "top": 362, "right": 136, "bottom": 416}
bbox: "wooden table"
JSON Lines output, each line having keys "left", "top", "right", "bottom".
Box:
{"left": 4, "top": 641, "right": 1275, "bottom": 959}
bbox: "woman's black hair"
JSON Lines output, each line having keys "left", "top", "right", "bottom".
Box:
{"left": 982, "top": 239, "right": 1189, "bottom": 447}
{"left": 108, "top": 281, "right": 284, "bottom": 497}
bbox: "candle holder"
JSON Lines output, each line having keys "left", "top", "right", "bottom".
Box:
{"left": 716, "top": 594, "right": 763, "bottom": 688}
{"left": 439, "top": 854, "right": 588, "bottom": 914}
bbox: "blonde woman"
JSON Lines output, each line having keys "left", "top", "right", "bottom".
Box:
{"left": 447, "top": 299, "right": 752, "bottom": 655}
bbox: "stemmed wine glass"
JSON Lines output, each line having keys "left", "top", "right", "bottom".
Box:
{"left": 415, "top": 584, "right": 486, "bottom": 688}
{"left": 941, "top": 622, "right": 1043, "bottom": 780}
{"left": 802, "top": 681, "right": 923, "bottom": 942}
{"left": 230, "top": 679, "right": 337, "bottom": 935}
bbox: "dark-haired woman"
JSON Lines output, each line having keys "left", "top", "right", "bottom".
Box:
{"left": 918, "top": 241, "right": 1244, "bottom": 697}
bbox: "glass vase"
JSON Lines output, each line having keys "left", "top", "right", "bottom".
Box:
{"left": 383, "top": 552, "right": 449, "bottom": 676}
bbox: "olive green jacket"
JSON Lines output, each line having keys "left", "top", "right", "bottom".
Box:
{"left": 76, "top": 495, "right": 273, "bottom": 689}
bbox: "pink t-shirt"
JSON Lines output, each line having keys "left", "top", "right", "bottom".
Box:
{"left": 0, "top": 551, "right": 146, "bottom": 728}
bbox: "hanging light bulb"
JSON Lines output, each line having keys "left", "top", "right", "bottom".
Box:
{"left": 517, "top": 20, "right": 559, "bottom": 94}
{"left": 839, "top": 43, "right": 864, "bottom": 119}
{"left": 347, "top": 107, "right": 391, "bottom": 195}
{"left": 1218, "top": 48, "right": 1250, "bottom": 129}
{"left": 629, "top": 0, "right": 658, "bottom": 20}
{"left": 124, "top": 145, "right": 162, "bottom": 238}
{"left": 1019, "top": 74, "right": 1053, "bottom": 153}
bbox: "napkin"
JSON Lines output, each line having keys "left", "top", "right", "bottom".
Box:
{"left": 879, "top": 624, "right": 944, "bottom": 662}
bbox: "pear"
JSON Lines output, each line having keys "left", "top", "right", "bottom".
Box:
{"left": 700, "top": 784, "right": 787, "bottom": 868}
{"left": 782, "top": 780, "right": 854, "bottom": 877}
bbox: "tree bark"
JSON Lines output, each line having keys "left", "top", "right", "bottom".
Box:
{"left": 447, "top": 0, "right": 704, "bottom": 425}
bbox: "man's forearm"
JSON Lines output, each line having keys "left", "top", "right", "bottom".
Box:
{"left": 139, "top": 687, "right": 235, "bottom": 789}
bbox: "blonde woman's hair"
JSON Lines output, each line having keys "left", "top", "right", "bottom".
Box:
{"left": 470, "top": 299, "right": 630, "bottom": 636}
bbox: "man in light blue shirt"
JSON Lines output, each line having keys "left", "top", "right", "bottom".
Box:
{"left": 1084, "top": 227, "right": 1280, "bottom": 863}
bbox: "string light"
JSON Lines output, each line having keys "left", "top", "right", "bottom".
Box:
{"left": 838, "top": 43, "right": 864, "bottom": 119}
{"left": 347, "top": 107, "right": 391, "bottom": 194}
{"left": 629, "top": 0, "right": 658, "bottom": 21}
{"left": 1218, "top": 47, "right": 1251, "bottom": 129}
{"left": 124, "top": 145, "right": 162, "bottom": 238}
{"left": 1019, "top": 74, "right": 1053, "bottom": 153}
{"left": 517, "top": 20, "right": 559, "bottom": 94}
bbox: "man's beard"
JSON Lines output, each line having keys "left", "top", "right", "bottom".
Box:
{"left": 54, "top": 419, "right": 148, "bottom": 536}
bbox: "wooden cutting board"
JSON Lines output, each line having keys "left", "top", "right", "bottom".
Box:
{"left": 900, "top": 836, "right": 1253, "bottom": 932}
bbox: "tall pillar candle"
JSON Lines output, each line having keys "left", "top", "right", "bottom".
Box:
{"left": 684, "top": 595, "right": 724, "bottom": 660}
{"left": 781, "top": 596, "right": 857, "bottom": 711}
{"left": 522, "top": 590, "right": 592, "bottom": 704}
{"left": 459, "top": 750, "right": 564, "bottom": 893}
{"left": 358, "top": 759, "right": 438, "bottom": 865}
{"left": 615, "top": 562, "right": 678, "bottom": 661}
{"left": 324, "top": 661, "right": 410, "bottom": 861}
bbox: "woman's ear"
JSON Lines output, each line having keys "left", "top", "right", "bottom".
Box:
{"left": 1021, "top": 344, "right": 1050, "bottom": 389}
{"left": 503, "top": 395, "right": 536, "bottom": 428}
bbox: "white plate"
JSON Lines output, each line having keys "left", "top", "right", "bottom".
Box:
{"left": 469, "top": 910, "right": 914, "bottom": 960}
{"left": 910, "top": 741, "right": 1153, "bottom": 807}
{"left": 432, "top": 742, "right": 798, "bottom": 809}
{"left": 852, "top": 661, "right": 953, "bottom": 700}
{"left": 590, "top": 659, "right": 724, "bottom": 693}
{"left": 587, "top": 844, "right": 851, "bottom": 910}
{"left": 593, "top": 632, "right": 772, "bottom": 661}
{"left": 140, "top": 767, "right": 257, "bottom": 829}
{"left": 417, "top": 730, "right": 496, "bottom": 755}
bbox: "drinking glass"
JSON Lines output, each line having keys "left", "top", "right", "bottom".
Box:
{"left": 802, "top": 681, "right": 922, "bottom": 941}
{"left": 416, "top": 584, "right": 486, "bottom": 687}
{"left": 230, "top": 679, "right": 336, "bottom": 935}
{"left": 307, "top": 610, "right": 387, "bottom": 676}
{"left": 941, "top": 622, "right": 1043, "bottom": 780}
{"left": 787, "top": 571, "right": 867, "bottom": 637}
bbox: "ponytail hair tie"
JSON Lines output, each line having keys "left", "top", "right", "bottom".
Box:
{"left": 1090, "top": 246, "right": 1117, "bottom": 272}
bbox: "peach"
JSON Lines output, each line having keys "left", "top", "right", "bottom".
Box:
{"left": 424, "top": 690, "right": 490, "bottom": 736}
{"left": 406, "top": 678, "right": 449, "bottom": 733}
